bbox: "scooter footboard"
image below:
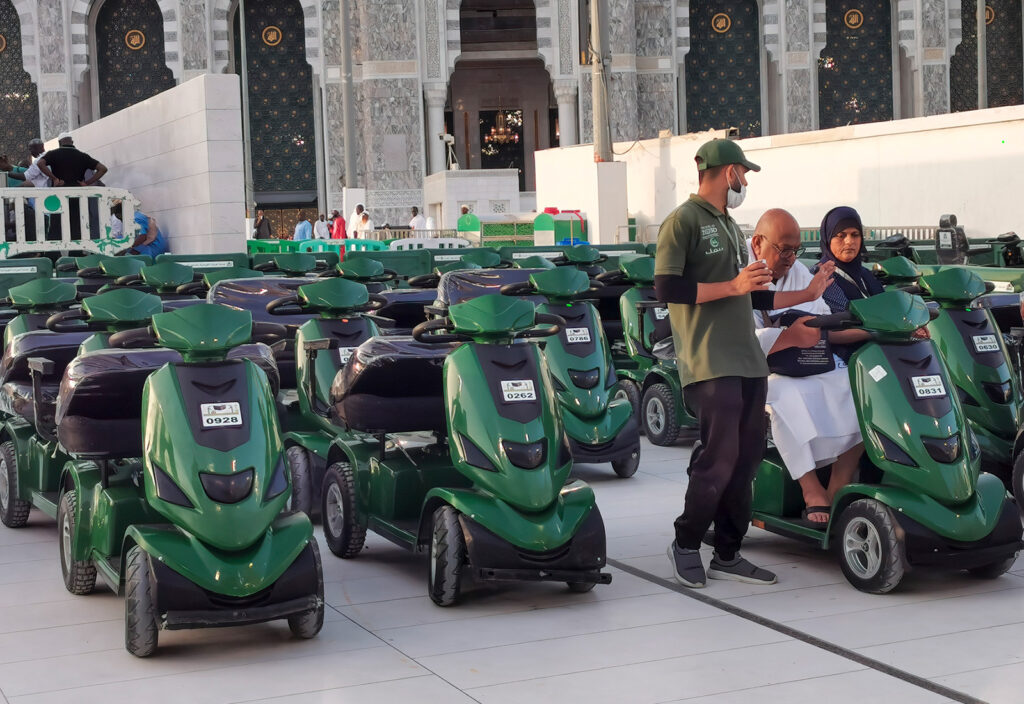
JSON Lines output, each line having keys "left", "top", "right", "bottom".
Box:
{"left": 897, "top": 498, "right": 1023, "bottom": 569}
{"left": 460, "top": 506, "right": 611, "bottom": 584}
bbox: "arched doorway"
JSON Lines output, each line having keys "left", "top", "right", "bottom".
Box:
{"left": 94, "top": 0, "right": 175, "bottom": 117}
{"left": 231, "top": 0, "right": 318, "bottom": 225}
{"left": 685, "top": 0, "right": 763, "bottom": 137}
{"left": 0, "top": 0, "right": 39, "bottom": 158}
{"left": 817, "top": 0, "right": 894, "bottom": 127}
{"left": 950, "top": 0, "right": 1023, "bottom": 111}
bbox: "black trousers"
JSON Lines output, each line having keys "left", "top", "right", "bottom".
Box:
{"left": 674, "top": 376, "right": 767, "bottom": 559}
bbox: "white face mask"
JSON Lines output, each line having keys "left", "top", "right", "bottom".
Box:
{"left": 726, "top": 169, "right": 747, "bottom": 209}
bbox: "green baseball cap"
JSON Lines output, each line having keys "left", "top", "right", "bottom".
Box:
{"left": 694, "top": 138, "right": 761, "bottom": 172}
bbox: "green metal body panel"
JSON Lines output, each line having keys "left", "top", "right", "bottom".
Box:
{"left": 204, "top": 267, "right": 263, "bottom": 288}
{"left": 125, "top": 512, "right": 312, "bottom": 597}
{"left": 139, "top": 261, "right": 195, "bottom": 291}
{"left": 448, "top": 295, "right": 536, "bottom": 338}
{"left": 423, "top": 480, "right": 597, "bottom": 551}
{"left": 346, "top": 249, "right": 434, "bottom": 278}
{"left": 294, "top": 315, "right": 379, "bottom": 419}
{"left": 513, "top": 255, "right": 557, "bottom": 269}
{"left": 296, "top": 277, "right": 369, "bottom": 312}
{"left": 0, "top": 258, "right": 52, "bottom": 298}
{"left": 561, "top": 400, "right": 632, "bottom": 444}
{"left": 82, "top": 288, "right": 162, "bottom": 327}
{"left": 431, "top": 247, "right": 499, "bottom": 267}
{"left": 1, "top": 418, "right": 64, "bottom": 510}
{"left": 7, "top": 278, "right": 77, "bottom": 310}
{"left": 499, "top": 246, "right": 566, "bottom": 264}
{"left": 251, "top": 252, "right": 322, "bottom": 275}
{"left": 150, "top": 304, "right": 252, "bottom": 361}
{"left": 98, "top": 258, "right": 146, "bottom": 279}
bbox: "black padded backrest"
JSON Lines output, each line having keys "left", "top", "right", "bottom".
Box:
{"left": 0, "top": 331, "right": 93, "bottom": 386}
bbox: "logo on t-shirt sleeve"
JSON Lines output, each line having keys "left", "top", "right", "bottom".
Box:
{"left": 700, "top": 224, "right": 724, "bottom": 255}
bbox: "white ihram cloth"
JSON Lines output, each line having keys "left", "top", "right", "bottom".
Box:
{"left": 748, "top": 241, "right": 862, "bottom": 480}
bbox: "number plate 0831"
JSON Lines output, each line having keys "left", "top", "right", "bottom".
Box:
{"left": 911, "top": 375, "right": 946, "bottom": 399}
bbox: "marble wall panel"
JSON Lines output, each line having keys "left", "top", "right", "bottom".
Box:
{"left": 636, "top": 0, "right": 673, "bottom": 57}
{"left": 360, "top": 77, "right": 423, "bottom": 206}
{"left": 362, "top": 0, "right": 416, "bottom": 62}
{"left": 785, "top": 0, "right": 810, "bottom": 51}
{"left": 921, "top": 0, "right": 945, "bottom": 48}
{"left": 181, "top": 0, "right": 208, "bottom": 71}
{"left": 579, "top": 71, "right": 594, "bottom": 143}
{"left": 637, "top": 73, "right": 675, "bottom": 137}
{"left": 37, "top": 0, "right": 65, "bottom": 74}
{"left": 610, "top": 71, "right": 639, "bottom": 141}
{"left": 325, "top": 82, "right": 366, "bottom": 191}
{"left": 785, "top": 68, "right": 812, "bottom": 132}
{"left": 321, "top": 0, "right": 342, "bottom": 66}
{"left": 923, "top": 64, "right": 947, "bottom": 115}
{"left": 609, "top": 0, "right": 637, "bottom": 55}
{"left": 350, "top": 0, "right": 364, "bottom": 64}
{"left": 41, "top": 91, "right": 68, "bottom": 137}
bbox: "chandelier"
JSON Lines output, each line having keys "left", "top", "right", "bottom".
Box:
{"left": 485, "top": 107, "right": 520, "bottom": 146}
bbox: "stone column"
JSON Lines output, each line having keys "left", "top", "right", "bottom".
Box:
{"left": 767, "top": 0, "right": 818, "bottom": 134}
{"left": 608, "top": 0, "right": 639, "bottom": 142}
{"left": 425, "top": 86, "right": 448, "bottom": 173}
{"left": 553, "top": 80, "right": 578, "bottom": 146}
{"left": 918, "top": 0, "right": 950, "bottom": 115}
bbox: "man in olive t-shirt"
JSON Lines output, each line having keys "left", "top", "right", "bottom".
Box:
{"left": 654, "top": 139, "right": 832, "bottom": 589}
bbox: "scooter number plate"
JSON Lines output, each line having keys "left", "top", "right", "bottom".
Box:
{"left": 911, "top": 375, "right": 947, "bottom": 399}
{"left": 200, "top": 402, "right": 243, "bottom": 428}
{"left": 653, "top": 307, "right": 669, "bottom": 320}
{"left": 972, "top": 334, "right": 999, "bottom": 353}
{"left": 338, "top": 347, "right": 356, "bottom": 363}
{"left": 566, "top": 327, "right": 591, "bottom": 344}
{"left": 501, "top": 380, "right": 537, "bottom": 402}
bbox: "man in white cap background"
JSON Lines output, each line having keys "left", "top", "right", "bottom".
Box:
{"left": 35, "top": 133, "right": 108, "bottom": 239}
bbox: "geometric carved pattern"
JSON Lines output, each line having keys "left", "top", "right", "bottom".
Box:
{"left": 234, "top": 0, "right": 317, "bottom": 196}
{"left": 950, "top": 0, "right": 980, "bottom": 111}
{"left": 818, "top": 0, "right": 894, "bottom": 127}
{"left": 96, "top": 0, "right": 176, "bottom": 118}
{"left": 984, "top": 0, "right": 1023, "bottom": 107}
{"left": 0, "top": 0, "right": 39, "bottom": 159}
{"left": 685, "top": 0, "right": 763, "bottom": 137}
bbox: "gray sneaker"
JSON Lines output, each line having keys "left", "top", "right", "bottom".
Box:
{"left": 707, "top": 553, "right": 777, "bottom": 585}
{"left": 667, "top": 542, "right": 706, "bottom": 588}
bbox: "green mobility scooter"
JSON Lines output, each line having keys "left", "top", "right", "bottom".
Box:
{"left": 56, "top": 304, "right": 323, "bottom": 655}
{"left": 751, "top": 290, "right": 1021, "bottom": 593}
{"left": 311, "top": 294, "right": 612, "bottom": 605}
{"left": 499, "top": 266, "right": 641, "bottom": 477}
{"left": 1, "top": 278, "right": 81, "bottom": 346}
{"left": 595, "top": 256, "right": 697, "bottom": 445}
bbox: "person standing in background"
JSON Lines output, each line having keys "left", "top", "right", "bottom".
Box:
{"left": 331, "top": 211, "right": 347, "bottom": 239}
{"left": 293, "top": 213, "right": 313, "bottom": 241}
{"left": 253, "top": 209, "right": 273, "bottom": 239}
{"left": 314, "top": 213, "right": 330, "bottom": 239}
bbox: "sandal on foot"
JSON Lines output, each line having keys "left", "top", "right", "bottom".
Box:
{"left": 800, "top": 505, "right": 831, "bottom": 526}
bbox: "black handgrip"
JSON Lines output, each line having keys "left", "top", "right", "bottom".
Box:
{"left": 77, "top": 266, "right": 103, "bottom": 277}
{"left": 252, "top": 321, "right": 288, "bottom": 344}
{"left": 115, "top": 274, "right": 143, "bottom": 286}
{"left": 550, "top": 255, "right": 569, "bottom": 265}
{"left": 928, "top": 306, "right": 940, "bottom": 321}
{"left": 108, "top": 326, "right": 156, "bottom": 349}
{"left": 984, "top": 281, "right": 996, "bottom": 293}
{"left": 375, "top": 269, "right": 399, "bottom": 282}
{"left": 595, "top": 270, "right": 625, "bottom": 284}
{"left": 316, "top": 269, "right": 339, "bottom": 278}
{"left": 266, "top": 295, "right": 301, "bottom": 315}
{"left": 898, "top": 285, "right": 925, "bottom": 295}
{"left": 805, "top": 311, "right": 856, "bottom": 329}
{"left": 46, "top": 308, "right": 88, "bottom": 333}
{"left": 596, "top": 253, "right": 609, "bottom": 264}
{"left": 500, "top": 281, "right": 534, "bottom": 296}
{"left": 408, "top": 273, "right": 440, "bottom": 288}
{"left": 581, "top": 279, "right": 606, "bottom": 295}
{"left": 176, "top": 281, "right": 206, "bottom": 296}
{"left": 367, "top": 293, "right": 388, "bottom": 311}
{"left": 412, "top": 318, "right": 462, "bottom": 344}
{"left": 253, "top": 260, "right": 276, "bottom": 272}
{"left": 75, "top": 290, "right": 96, "bottom": 301}
{"left": 517, "top": 312, "right": 565, "bottom": 339}
{"left": 56, "top": 261, "right": 77, "bottom": 272}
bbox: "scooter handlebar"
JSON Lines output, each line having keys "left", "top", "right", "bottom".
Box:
{"left": 516, "top": 312, "right": 565, "bottom": 339}
{"left": 499, "top": 281, "right": 534, "bottom": 296}
{"left": 108, "top": 326, "right": 157, "bottom": 349}
{"left": 115, "top": 274, "right": 144, "bottom": 286}
{"left": 594, "top": 270, "right": 625, "bottom": 284}
{"left": 251, "top": 321, "right": 288, "bottom": 345}
{"left": 412, "top": 318, "right": 463, "bottom": 344}
{"left": 45, "top": 308, "right": 88, "bottom": 333}
{"left": 266, "top": 295, "right": 302, "bottom": 316}
{"left": 77, "top": 266, "right": 103, "bottom": 278}
{"left": 176, "top": 281, "right": 206, "bottom": 296}
{"left": 804, "top": 311, "right": 856, "bottom": 329}
{"left": 408, "top": 273, "right": 440, "bottom": 288}
{"left": 898, "top": 284, "right": 926, "bottom": 295}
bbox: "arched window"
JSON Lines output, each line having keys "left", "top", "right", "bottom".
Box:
{"left": 686, "top": 0, "right": 763, "bottom": 137}
{"left": 94, "top": 0, "right": 176, "bottom": 117}
{"left": 232, "top": 0, "right": 317, "bottom": 202}
{"left": 817, "top": 0, "right": 894, "bottom": 127}
{"left": 0, "top": 0, "right": 40, "bottom": 158}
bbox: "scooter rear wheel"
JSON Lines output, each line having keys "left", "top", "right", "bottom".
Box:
{"left": 1012, "top": 451, "right": 1024, "bottom": 516}
{"left": 834, "top": 499, "right": 907, "bottom": 594}
{"left": 642, "top": 384, "right": 679, "bottom": 447}
{"left": 124, "top": 545, "right": 158, "bottom": 657}
{"left": 428, "top": 505, "right": 466, "bottom": 607}
{"left": 57, "top": 490, "right": 96, "bottom": 595}
{"left": 321, "top": 462, "right": 366, "bottom": 558}
{"left": 288, "top": 539, "right": 325, "bottom": 639}
{"left": 0, "top": 441, "right": 30, "bottom": 528}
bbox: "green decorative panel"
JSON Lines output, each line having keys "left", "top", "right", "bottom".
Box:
{"left": 685, "top": 0, "right": 762, "bottom": 137}
{"left": 233, "top": 0, "right": 317, "bottom": 195}
{"left": 818, "top": 0, "right": 894, "bottom": 127}
{"left": 0, "top": 0, "right": 40, "bottom": 160}
{"left": 951, "top": 0, "right": 1023, "bottom": 110}
{"left": 96, "top": 0, "right": 176, "bottom": 118}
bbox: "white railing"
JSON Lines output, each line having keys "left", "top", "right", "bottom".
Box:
{"left": 390, "top": 237, "right": 471, "bottom": 251}
{"left": 1, "top": 186, "right": 140, "bottom": 256}
{"left": 382, "top": 228, "right": 459, "bottom": 240}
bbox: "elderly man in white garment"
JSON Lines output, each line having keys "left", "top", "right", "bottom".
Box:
{"left": 748, "top": 209, "right": 865, "bottom": 524}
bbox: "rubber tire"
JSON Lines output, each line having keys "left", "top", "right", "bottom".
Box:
{"left": 428, "top": 505, "right": 466, "bottom": 607}
{"left": 0, "top": 441, "right": 30, "bottom": 528}
{"left": 288, "top": 539, "right": 325, "bottom": 639}
{"left": 286, "top": 445, "right": 314, "bottom": 517}
{"left": 611, "top": 449, "right": 640, "bottom": 478}
{"left": 57, "top": 490, "right": 96, "bottom": 595}
{"left": 320, "top": 462, "right": 366, "bottom": 558}
{"left": 834, "top": 499, "right": 907, "bottom": 594}
{"left": 567, "top": 581, "right": 596, "bottom": 593}
{"left": 613, "top": 379, "right": 641, "bottom": 423}
{"left": 967, "top": 554, "right": 1019, "bottom": 579}
{"left": 1012, "top": 450, "right": 1024, "bottom": 517}
{"left": 642, "top": 383, "right": 680, "bottom": 447}
{"left": 124, "top": 545, "right": 159, "bottom": 657}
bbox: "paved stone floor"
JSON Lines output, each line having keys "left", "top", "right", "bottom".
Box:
{"left": 0, "top": 438, "right": 1021, "bottom": 703}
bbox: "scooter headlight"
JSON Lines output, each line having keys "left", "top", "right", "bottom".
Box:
{"left": 265, "top": 455, "right": 289, "bottom": 500}
{"left": 968, "top": 430, "right": 981, "bottom": 460}
{"left": 922, "top": 434, "right": 961, "bottom": 464}
{"left": 152, "top": 462, "right": 194, "bottom": 508}
{"left": 502, "top": 440, "right": 547, "bottom": 470}
{"left": 981, "top": 381, "right": 1013, "bottom": 404}
{"left": 567, "top": 368, "right": 600, "bottom": 390}
{"left": 871, "top": 429, "right": 917, "bottom": 468}
{"left": 200, "top": 469, "right": 255, "bottom": 504}
{"left": 458, "top": 433, "right": 497, "bottom": 472}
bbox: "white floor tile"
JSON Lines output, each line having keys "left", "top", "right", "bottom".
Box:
{"left": 236, "top": 674, "right": 478, "bottom": 703}
{"left": 933, "top": 661, "right": 1024, "bottom": 704}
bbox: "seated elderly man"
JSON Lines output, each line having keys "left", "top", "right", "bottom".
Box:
{"left": 749, "top": 209, "right": 865, "bottom": 524}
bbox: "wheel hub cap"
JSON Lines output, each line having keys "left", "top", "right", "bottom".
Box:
{"left": 325, "top": 483, "right": 344, "bottom": 537}
{"left": 646, "top": 397, "right": 665, "bottom": 434}
{"left": 843, "top": 516, "right": 882, "bottom": 579}
{"left": 61, "top": 513, "right": 72, "bottom": 572}
{"left": 0, "top": 457, "right": 8, "bottom": 510}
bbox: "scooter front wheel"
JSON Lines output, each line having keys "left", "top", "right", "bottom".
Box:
{"left": 124, "top": 545, "right": 158, "bottom": 657}
{"left": 288, "top": 539, "right": 325, "bottom": 639}
{"left": 834, "top": 499, "right": 907, "bottom": 594}
{"left": 321, "top": 462, "right": 366, "bottom": 558}
{"left": 428, "top": 505, "right": 466, "bottom": 607}
{"left": 0, "top": 441, "right": 30, "bottom": 528}
{"left": 57, "top": 490, "right": 96, "bottom": 595}
{"left": 1012, "top": 451, "right": 1024, "bottom": 517}
{"left": 286, "top": 446, "right": 314, "bottom": 517}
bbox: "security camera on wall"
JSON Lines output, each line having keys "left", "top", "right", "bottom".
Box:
{"left": 439, "top": 132, "right": 460, "bottom": 171}
{"left": 439, "top": 133, "right": 455, "bottom": 145}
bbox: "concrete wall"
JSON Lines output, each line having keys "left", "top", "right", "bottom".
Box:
{"left": 53, "top": 74, "right": 245, "bottom": 254}
{"left": 536, "top": 105, "right": 1024, "bottom": 240}
{"left": 424, "top": 169, "right": 521, "bottom": 229}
